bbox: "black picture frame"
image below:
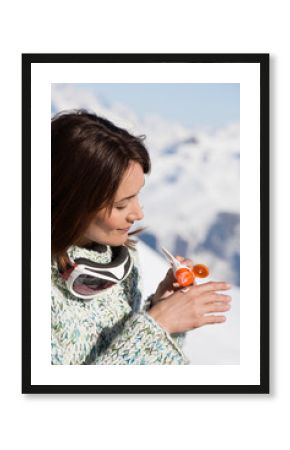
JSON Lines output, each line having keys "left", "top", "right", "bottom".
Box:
{"left": 22, "top": 53, "right": 269, "bottom": 394}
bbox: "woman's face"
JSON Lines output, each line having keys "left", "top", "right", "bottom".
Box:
{"left": 82, "top": 161, "right": 145, "bottom": 247}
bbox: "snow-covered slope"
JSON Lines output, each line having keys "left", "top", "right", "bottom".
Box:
{"left": 183, "top": 284, "right": 240, "bottom": 365}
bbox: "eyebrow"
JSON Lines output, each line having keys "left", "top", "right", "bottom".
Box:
{"left": 114, "top": 180, "right": 145, "bottom": 204}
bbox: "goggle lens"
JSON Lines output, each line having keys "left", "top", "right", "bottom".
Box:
{"left": 72, "top": 274, "right": 115, "bottom": 296}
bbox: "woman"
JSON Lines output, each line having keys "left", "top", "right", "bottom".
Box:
{"left": 51, "top": 109, "right": 231, "bottom": 365}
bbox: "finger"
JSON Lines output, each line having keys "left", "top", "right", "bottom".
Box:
{"left": 180, "top": 287, "right": 190, "bottom": 293}
{"left": 175, "top": 255, "right": 193, "bottom": 268}
{"left": 162, "top": 270, "right": 182, "bottom": 291}
{"left": 194, "top": 281, "right": 231, "bottom": 294}
{"left": 204, "top": 293, "right": 232, "bottom": 304}
{"left": 183, "top": 258, "right": 193, "bottom": 268}
{"left": 203, "top": 302, "right": 231, "bottom": 314}
{"left": 203, "top": 315, "right": 227, "bottom": 325}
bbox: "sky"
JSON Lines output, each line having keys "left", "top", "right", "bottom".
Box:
{"left": 73, "top": 83, "right": 240, "bottom": 130}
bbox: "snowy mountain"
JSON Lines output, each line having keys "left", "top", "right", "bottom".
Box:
{"left": 51, "top": 84, "right": 240, "bottom": 286}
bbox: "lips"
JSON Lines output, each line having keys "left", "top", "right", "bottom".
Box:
{"left": 118, "top": 225, "right": 133, "bottom": 231}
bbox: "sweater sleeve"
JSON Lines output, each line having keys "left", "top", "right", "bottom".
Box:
{"left": 142, "top": 294, "right": 187, "bottom": 351}
{"left": 120, "top": 246, "right": 187, "bottom": 362}
{"left": 51, "top": 285, "right": 189, "bottom": 365}
{"left": 95, "top": 311, "right": 189, "bottom": 365}
{"left": 131, "top": 248, "right": 186, "bottom": 348}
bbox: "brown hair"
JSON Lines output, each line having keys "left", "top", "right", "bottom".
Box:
{"left": 52, "top": 109, "right": 151, "bottom": 271}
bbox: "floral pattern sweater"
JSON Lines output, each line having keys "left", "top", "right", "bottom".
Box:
{"left": 51, "top": 244, "right": 189, "bottom": 365}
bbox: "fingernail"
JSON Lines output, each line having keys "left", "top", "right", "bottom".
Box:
{"left": 181, "top": 287, "right": 190, "bottom": 293}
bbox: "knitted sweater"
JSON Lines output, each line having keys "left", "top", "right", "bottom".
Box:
{"left": 51, "top": 243, "right": 189, "bottom": 365}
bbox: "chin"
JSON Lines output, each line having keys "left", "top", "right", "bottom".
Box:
{"left": 101, "top": 235, "right": 128, "bottom": 247}
{"left": 114, "top": 236, "right": 128, "bottom": 246}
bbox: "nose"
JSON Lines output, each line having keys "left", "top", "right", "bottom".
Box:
{"left": 127, "top": 198, "right": 144, "bottom": 222}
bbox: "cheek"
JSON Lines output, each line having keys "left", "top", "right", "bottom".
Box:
{"left": 98, "top": 211, "right": 122, "bottom": 232}
{"left": 106, "top": 212, "right": 123, "bottom": 230}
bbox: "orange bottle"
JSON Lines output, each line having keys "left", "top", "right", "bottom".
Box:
{"left": 161, "top": 247, "right": 209, "bottom": 287}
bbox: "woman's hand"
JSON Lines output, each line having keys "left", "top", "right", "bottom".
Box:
{"left": 152, "top": 256, "right": 193, "bottom": 306}
{"left": 148, "top": 281, "right": 232, "bottom": 334}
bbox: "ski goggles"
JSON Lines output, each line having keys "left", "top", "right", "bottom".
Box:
{"left": 60, "top": 245, "right": 133, "bottom": 300}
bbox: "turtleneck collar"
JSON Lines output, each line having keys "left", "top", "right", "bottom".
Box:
{"left": 51, "top": 244, "right": 114, "bottom": 295}
{"left": 67, "top": 244, "right": 113, "bottom": 265}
